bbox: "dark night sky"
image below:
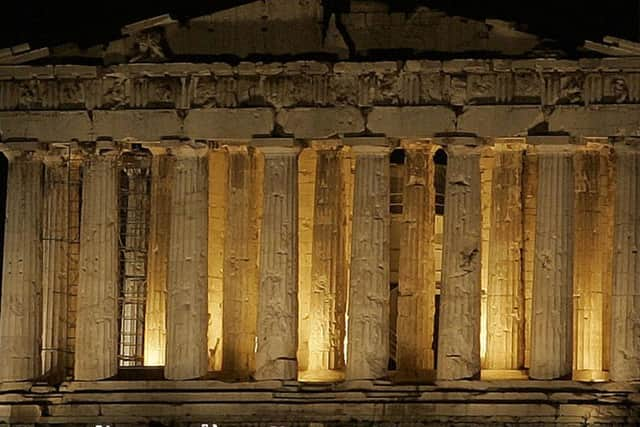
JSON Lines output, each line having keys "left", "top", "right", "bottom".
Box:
{"left": 1, "top": 1, "right": 638, "bottom": 54}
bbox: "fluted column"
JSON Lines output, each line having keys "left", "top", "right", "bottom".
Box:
{"left": 75, "top": 148, "right": 120, "bottom": 380}
{"left": 485, "top": 143, "right": 525, "bottom": 370}
{"left": 308, "top": 142, "right": 347, "bottom": 373}
{"left": 41, "top": 149, "right": 71, "bottom": 382}
{"left": 529, "top": 139, "right": 574, "bottom": 380}
{"left": 165, "top": 145, "right": 209, "bottom": 380}
{"left": 143, "top": 147, "right": 171, "bottom": 366}
{"left": 436, "top": 138, "right": 482, "bottom": 380}
{"left": 253, "top": 139, "right": 300, "bottom": 380}
{"left": 0, "top": 148, "right": 43, "bottom": 382}
{"left": 396, "top": 140, "right": 436, "bottom": 376}
{"left": 573, "top": 142, "right": 613, "bottom": 377}
{"left": 222, "top": 144, "right": 259, "bottom": 376}
{"left": 345, "top": 138, "right": 391, "bottom": 381}
{"left": 610, "top": 138, "right": 640, "bottom": 381}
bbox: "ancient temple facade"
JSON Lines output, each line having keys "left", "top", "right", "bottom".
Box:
{"left": 0, "top": 1, "right": 639, "bottom": 425}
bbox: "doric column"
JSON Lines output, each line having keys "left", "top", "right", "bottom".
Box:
{"left": 345, "top": 137, "right": 391, "bottom": 381}
{"left": 573, "top": 141, "right": 613, "bottom": 378}
{"left": 75, "top": 147, "right": 120, "bottom": 380}
{"left": 436, "top": 137, "right": 482, "bottom": 380}
{"left": 485, "top": 143, "right": 525, "bottom": 370}
{"left": 0, "top": 146, "right": 43, "bottom": 382}
{"left": 41, "top": 147, "right": 71, "bottom": 382}
{"left": 396, "top": 140, "right": 436, "bottom": 376}
{"left": 308, "top": 141, "right": 347, "bottom": 373}
{"left": 165, "top": 144, "right": 209, "bottom": 380}
{"left": 222, "top": 144, "right": 259, "bottom": 376}
{"left": 522, "top": 149, "right": 538, "bottom": 369}
{"left": 610, "top": 138, "right": 640, "bottom": 381}
{"left": 143, "top": 147, "right": 172, "bottom": 366}
{"left": 253, "top": 138, "right": 300, "bottom": 380}
{"left": 529, "top": 138, "right": 574, "bottom": 380}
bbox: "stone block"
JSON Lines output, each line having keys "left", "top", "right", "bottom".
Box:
{"left": 457, "top": 106, "right": 543, "bottom": 137}
{"left": 548, "top": 105, "right": 640, "bottom": 136}
{"left": 92, "top": 110, "right": 182, "bottom": 140}
{"left": 0, "top": 111, "right": 92, "bottom": 141}
{"left": 183, "top": 108, "right": 274, "bottom": 139}
{"left": 367, "top": 106, "right": 455, "bottom": 137}
{"left": 276, "top": 107, "right": 364, "bottom": 138}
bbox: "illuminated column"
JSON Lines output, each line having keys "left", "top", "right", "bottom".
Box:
{"left": 573, "top": 141, "right": 613, "bottom": 377}
{"left": 396, "top": 140, "right": 436, "bottom": 375}
{"left": 75, "top": 148, "right": 120, "bottom": 381}
{"left": 0, "top": 147, "right": 43, "bottom": 382}
{"left": 165, "top": 145, "right": 209, "bottom": 380}
{"left": 485, "top": 143, "right": 525, "bottom": 370}
{"left": 143, "top": 147, "right": 171, "bottom": 366}
{"left": 436, "top": 138, "right": 482, "bottom": 380}
{"left": 345, "top": 138, "right": 391, "bottom": 381}
{"left": 41, "top": 149, "right": 71, "bottom": 382}
{"left": 222, "top": 144, "right": 259, "bottom": 376}
{"left": 522, "top": 149, "right": 538, "bottom": 369}
{"left": 529, "top": 139, "right": 574, "bottom": 380}
{"left": 610, "top": 138, "right": 640, "bottom": 381}
{"left": 254, "top": 139, "right": 300, "bottom": 380}
{"left": 308, "top": 141, "right": 347, "bottom": 373}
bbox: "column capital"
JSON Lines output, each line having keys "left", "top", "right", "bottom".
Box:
{"left": 400, "top": 139, "right": 433, "bottom": 151}
{"left": 0, "top": 141, "right": 47, "bottom": 161}
{"left": 343, "top": 137, "right": 392, "bottom": 155}
{"left": 251, "top": 138, "right": 301, "bottom": 156}
{"left": 612, "top": 136, "right": 640, "bottom": 152}
{"left": 168, "top": 143, "right": 209, "bottom": 158}
{"left": 434, "top": 135, "right": 482, "bottom": 147}
{"left": 309, "top": 139, "right": 342, "bottom": 151}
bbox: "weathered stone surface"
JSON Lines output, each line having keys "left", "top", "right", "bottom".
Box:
{"left": 207, "top": 148, "right": 226, "bottom": 371}
{"left": 522, "top": 148, "right": 538, "bottom": 369}
{"left": 572, "top": 143, "right": 613, "bottom": 374}
{"left": 276, "top": 107, "right": 364, "bottom": 138}
{"left": 457, "top": 106, "right": 543, "bottom": 137}
{"left": 308, "top": 144, "right": 346, "bottom": 372}
{"left": 254, "top": 139, "right": 300, "bottom": 380}
{"left": 548, "top": 105, "right": 640, "bottom": 137}
{"left": 436, "top": 139, "right": 482, "bottom": 380}
{"left": 41, "top": 152, "right": 70, "bottom": 383}
{"left": 530, "top": 142, "right": 574, "bottom": 380}
{"left": 367, "top": 107, "right": 455, "bottom": 137}
{"left": 143, "top": 151, "right": 172, "bottom": 366}
{"left": 165, "top": 145, "right": 209, "bottom": 380}
{"left": 345, "top": 139, "right": 391, "bottom": 380}
{"left": 92, "top": 110, "right": 181, "bottom": 140}
{"left": 396, "top": 141, "right": 436, "bottom": 374}
{"left": 485, "top": 145, "right": 524, "bottom": 370}
{"left": 75, "top": 150, "right": 119, "bottom": 380}
{"left": 222, "top": 145, "right": 259, "bottom": 376}
{"left": 610, "top": 139, "right": 640, "bottom": 381}
{"left": 183, "top": 108, "right": 274, "bottom": 139}
{"left": 0, "top": 151, "right": 43, "bottom": 382}
{"left": 0, "top": 111, "right": 91, "bottom": 141}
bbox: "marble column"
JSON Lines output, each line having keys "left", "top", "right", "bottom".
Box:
{"left": 308, "top": 142, "right": 347, "bottom": 373}
{"left": 485, "top": 144, "right": 525, "bottom": 370}
{"left": 610, "top": 138, "right": 640, "bottom": 381}
{"left": 529, "top": 139, "right": 574, "bottom": 380}
{"left": 75, "top": 148, "right": 120, "bottom": 381}
{"left": 396, "top": 140, "right": 436, "bottom": 375}
{"left": 143, "top": 148, "right": 172, "bottom": 366}
{"left": 253, "top": 139, "right": 300, "bottom": 380}
{"left": 0, "top": 148, "right": 43, "bottom": 382}
{"left": 345, "top": 138, "right": 391, "bottom": 381}
{"left": 522, "top": 149, "right": 538, "bottom": 369}
{"left": 222, "top": 145, "right": 259, "bottom": 376}
{"left": 41, "top": 149, "right": 70, "bottom": 382}
{"left": 436, "top": 138, "right": 482, "bottom": 380}
{"left": 165, "top": 145, "right": 209, "bottom": 380}
{"left": 573, "top": 142, "right": 613, "bottom": 375}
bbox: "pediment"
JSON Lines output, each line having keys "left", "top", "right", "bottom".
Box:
{"left": 1, "top": 0, "right": 638, "bottom": 65}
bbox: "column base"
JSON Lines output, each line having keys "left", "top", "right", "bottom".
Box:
{"left": 254, "top": 359, "right": 297, "bottom": 381}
